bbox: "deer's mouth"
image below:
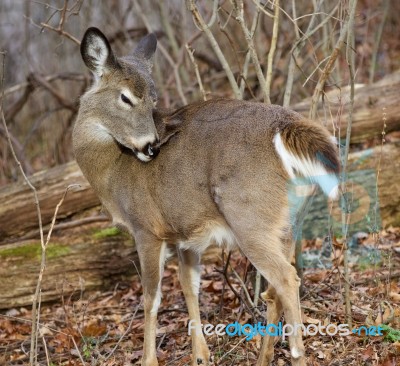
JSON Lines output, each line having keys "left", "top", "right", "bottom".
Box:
{"left": 115, "top": 138, "right": 160, "bottom": 162}
{"left": 133, "top": 142, "right": 160, "bottom": 162}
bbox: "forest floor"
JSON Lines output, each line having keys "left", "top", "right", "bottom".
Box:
{"left": 0, "top": 228, "right": 399, "bottom": 366}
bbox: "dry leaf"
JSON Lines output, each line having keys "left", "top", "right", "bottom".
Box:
{"left": 39, "top": 325, "right": 54, "bottom": 336}
{"left": 392, "top": 342, "right": 400, "bottom": 353}
{"left": 361, "top": 346, "right": 374, "bottom": 361}
{"left": 375, "top": 304, "right": 393, "bottom": 325}
{"left": 389, "top": 291, "right": 400, "bottom": 302}
{"left": 305, "top": 271, "right": 327, "bottom": 283}
{"left": 304, "top": 315, "right": 321, "bottom": 325}
{"left": 82, "top": 322, "right": 107, "bottom": 337}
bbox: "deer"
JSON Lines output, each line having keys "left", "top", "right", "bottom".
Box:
{"left": 73, "top": 27, "right": 340, "bottom": 366}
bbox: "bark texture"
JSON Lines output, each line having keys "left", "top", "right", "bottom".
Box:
{"left": 293, "top": 71, "right": 400, "bottom": 144}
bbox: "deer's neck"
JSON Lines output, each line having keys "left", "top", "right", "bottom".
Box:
{"left": 73, "top": 107, "right": 186, "bottom": 189}
{"left": 73, "top": 117, "right": 123, "bottom": 186}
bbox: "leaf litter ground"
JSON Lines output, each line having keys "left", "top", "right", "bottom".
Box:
{"left": 1, "top": 228, "right": 399, "bottom": 366}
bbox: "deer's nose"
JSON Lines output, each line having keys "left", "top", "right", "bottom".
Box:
{"left": 143, "top": 142, "right": 160, "bottom": 159}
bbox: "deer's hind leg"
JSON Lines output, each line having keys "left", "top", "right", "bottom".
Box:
{"left": 256, "top": 286, "right": 283, "bottom": 366}
{"left": 257, "top": 232, "right": 298, "bottom": 366}
{"left": 244, "top": 234, "right": 304, "bottom": 365}
{"left": 220, "top": 202, "right": 306, "bottom": 366}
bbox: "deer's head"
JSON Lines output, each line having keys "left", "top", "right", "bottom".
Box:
{"left": 80, "top": 27, "right": 159, "bottom": 162}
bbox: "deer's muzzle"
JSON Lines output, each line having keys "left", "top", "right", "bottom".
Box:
{"left": 144, "top": 142, "right": 160, "bottom": 159}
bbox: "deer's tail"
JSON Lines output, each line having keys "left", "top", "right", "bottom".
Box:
{"left": 274, "top": 119, "right": 340, "bottom": 200}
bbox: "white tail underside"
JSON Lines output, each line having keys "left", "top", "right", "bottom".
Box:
{"left": 274, "top": 133, "right": 339, "bottom": 200}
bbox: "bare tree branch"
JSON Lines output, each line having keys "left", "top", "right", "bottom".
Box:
{"left": 264, "top": 0, "right": 280, "bottom": 104}
{"left": 134, "top": 0, "right": 188, "bottom": 105}
{"left": 232, "top": 0, "right": 269, "bottom": 102}
{"left": 341, "top": 0, "right": 358, "bottom": 328}
{"left": 239, "top": 3, "right": 260, "bottom": 96}
{"left": 0, "top": 51, "right": 45, "bottom": 366}
{"left": 186, "top": 0, "right": 242, "bottom": 99}
{"left": 39, "top": 0, "right": 81, "bottom": 45}
{"left": 309, "top": 6, "right": 352, "bottom": 120}
{"left": 369, "top": 0, "right": 390, "bottom": 83}
{"left": 185, "top": 45, "right": 207, "bottom": 101}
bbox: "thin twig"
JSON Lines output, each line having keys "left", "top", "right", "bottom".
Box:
{"left": 104, "top": 300, "right": 143, "bottom": 361}
{"left": 158, "top": 1, "right": 190, "bottom": 88}
{"left": 251, "top": 0, "right": 274, "bottom": 18}
{"left": 134, "top": 0, "right": 187, "bottom": 105}
{"left": 2, "top": 55, "right": 77, "bottom": 362}
{"left": 232, "top": 0, "right": 269, "bottom": 102}
{"left": 0, "top": 124, "right": 33, "bottom": 175}
{"left": 373, "top": 108, "right": 387, "bottom": 234}
{"left": 284, "top": 0, "right": 330, "bottom": 106}
{"left": 29, "top": 185, "right": 76, "bottom": 364}
{"left": 0, "top": 51, "right": 45, "bottom": 366}
{"left": 159, "top": 1, "right": 180, "bottom": 60}
{"left": 369, "top": 0, "right": 390, "bottom": 83}
{"left": 185, "top": 45, "right": 207, "bottom": 100}
{"left": 341, "top": 0, "right": 358, "bottom": 328}
{"left": 40, "top": 22, "right": 80, "bottom": 45}
{"left": 265, "top": 0, "right": 280, "bottom": 104}
{"left": 186, "top": 0, "right": 241, "bottom": 99}
{"left": 230, "top": 266, "right": 263, "bottom": 317}
{"left": 309, "top": 4, "right": 351, "bottom": 120}
{"left": 42, "top": 336, "right": 50, "bottom": 366}
{"left": 239, "top": 2, "right": 260, "bottom": 96}
{"left": 39, "top": 0, "right": 81, "bottom": 45}
{"left": 214, "top": 252, "right": 258, "bottom": 317}
{"left": 253, "top": 270, "right": 261, "bottom": 307}
{"left": 71, "top": 336, "right": 86, "bottom": 365}
{"left": 218, "top": 337, "right": 247, "bottom": 361}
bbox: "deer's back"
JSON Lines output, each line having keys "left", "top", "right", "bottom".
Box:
{"left": 113, "top": 99, "right": 297, "bottom": 236}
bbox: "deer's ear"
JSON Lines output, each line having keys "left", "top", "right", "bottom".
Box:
{"left": 133, "top": 33, "right": 157, "bottom": 69}
{"left": 81, "top": 27, "right": 117, "bottom": 77}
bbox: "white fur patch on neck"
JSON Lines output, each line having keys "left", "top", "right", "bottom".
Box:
{"left": 91, "top": 121, "right": 113, "bottom": 142}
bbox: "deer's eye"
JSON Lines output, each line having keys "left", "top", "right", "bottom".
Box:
{"left": 121, "top": 93, "right": 133, "bottom": 106}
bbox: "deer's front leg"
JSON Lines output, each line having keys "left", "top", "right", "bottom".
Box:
{"left": 177, "top": 248, "right": 210, "bottom": 366}
{"left": 136, "top": 234, "right": 167, "bottom": 366}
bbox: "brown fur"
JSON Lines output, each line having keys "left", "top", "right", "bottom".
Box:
{"left": 280, "top": 118, "right": 340, "bottom": 173}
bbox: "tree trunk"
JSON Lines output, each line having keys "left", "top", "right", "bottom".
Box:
{"left": 292, "top": 71, "right": 400, "bottom": 144}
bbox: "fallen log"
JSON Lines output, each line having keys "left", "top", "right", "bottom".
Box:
{"left": 301, "top": 141, "right": 400, "bottom": 239}
{"left": 0, "top": 223, "right": 136, "bottom": 309}
{"left": 0, "top": 220, "right": 222, "bottom": 309}
{"left": 0, "top": 161, "right": 100, "bottom": 242}
{"left": 292, "top": 71, "right": 400, "bottom": 144}
{"left": 0, "top": 141, "right": 398, "bottom": 309}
